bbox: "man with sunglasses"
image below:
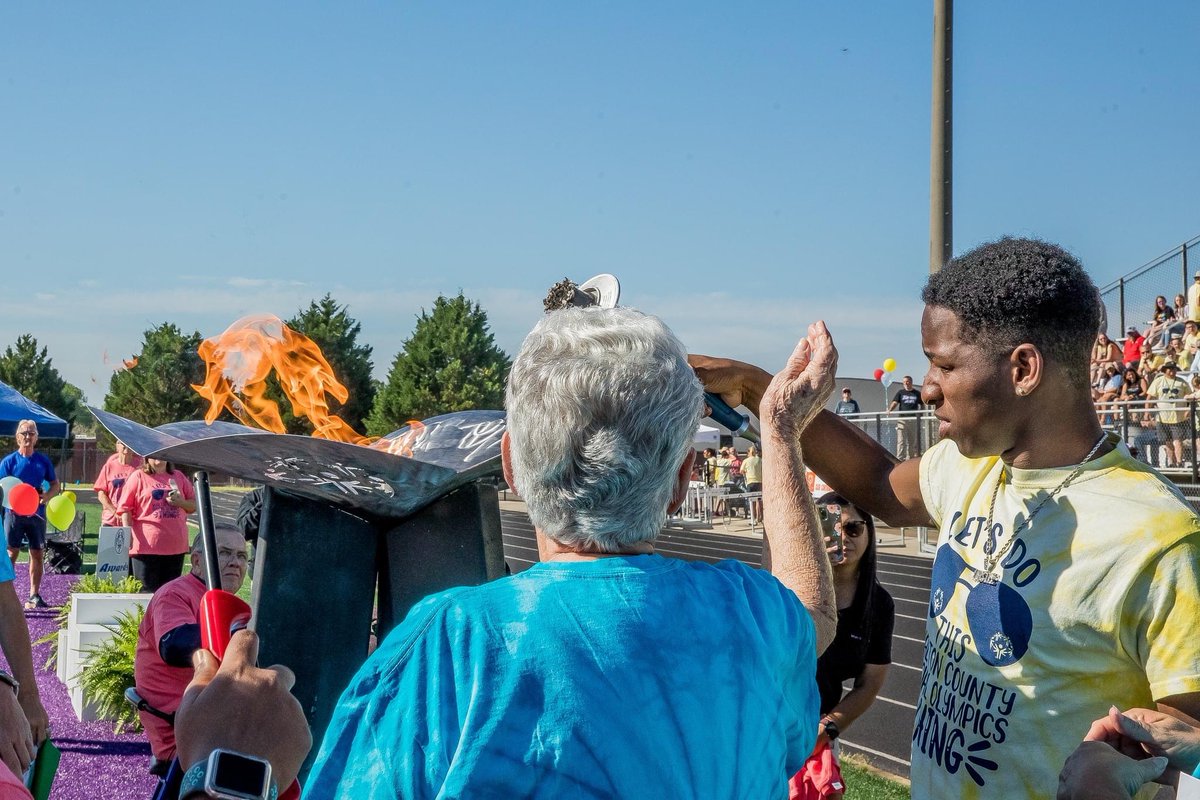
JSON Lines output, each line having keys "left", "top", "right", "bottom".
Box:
{"left": 0, "top": 421, "right": 58, "bottom": 610}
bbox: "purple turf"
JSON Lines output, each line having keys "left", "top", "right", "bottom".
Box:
{"left": 1, "top": 566, "right": 157, "bottom": 800}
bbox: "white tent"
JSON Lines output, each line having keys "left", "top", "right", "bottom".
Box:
{"left": 693, "top": 423, "right": 720, "bottom": 450}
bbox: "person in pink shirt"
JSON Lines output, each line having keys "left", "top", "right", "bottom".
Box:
{"left": 92, "top": 440, "right": 143, "bottom": 527}
{"left": 117, "top": 459, "right": 196, "bottom": 592}
{"left": 133, "top": 526, "right": 248, "bottom": 765}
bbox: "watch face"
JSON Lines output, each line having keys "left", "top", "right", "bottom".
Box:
{"left": 210, "top": 751, "right": 271, "bottom": 799}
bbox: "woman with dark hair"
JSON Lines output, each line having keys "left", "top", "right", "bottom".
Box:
{"left": 117, "top": 457, "right": 197, "bottom": 592}
{"left": 789, "top": 492, "right": 894, "bottom": 800}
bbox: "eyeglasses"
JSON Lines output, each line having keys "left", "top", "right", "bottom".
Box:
{"left": 16, "top": 432, "right": 36, "bottom": 438}
{"left": 840, "top": 520, "right": 868, "bottom": 538}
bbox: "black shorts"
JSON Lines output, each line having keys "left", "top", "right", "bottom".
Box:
{"left": 4, "top": 512, "right": 46, "bottom": 550}
{"left": 130, "top": 553, "right": 187, "bottom": 593}
{"left": 1156, "top": 421, "right": 1190, "bottom": 443}
{"left": 745, "top": 482, "right": 762, "bottom": 492}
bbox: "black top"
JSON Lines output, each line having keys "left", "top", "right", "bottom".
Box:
{"left": 892, "top": 388, "right": 922, "bottom": 411}
{"left": 815, "top": 585, "right": 895, "bottom": 715}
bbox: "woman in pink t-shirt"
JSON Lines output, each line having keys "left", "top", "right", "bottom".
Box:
{"left": 118, "top": 459, "right": 197, "bottom": 592}
{"left": 92, "top": 440, "right": 143, "bottom": 527}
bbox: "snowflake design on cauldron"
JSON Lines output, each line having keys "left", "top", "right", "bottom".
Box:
{"left": 263, "top": 456, "right": 395, "bottom": 498}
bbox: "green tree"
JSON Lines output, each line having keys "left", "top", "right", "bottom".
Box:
{"left": 0, "top": 334, "right": 82, "bottom": 430}
{"left": 105, "top": 323, "right": 207, "bottom": 427}
{"left": 267, "top": 295, "right": 376, "bottom": 435}
{"left": 367, "top": 293, "right": 510, "bottom": 435}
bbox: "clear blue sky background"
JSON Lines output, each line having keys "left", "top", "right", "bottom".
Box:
{"left": 2, "top": 3, "right": 1198, "bottom": 405}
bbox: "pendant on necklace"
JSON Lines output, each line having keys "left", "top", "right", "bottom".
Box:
{"left": 973, "top": 569, "right": 999, "bottom": 585}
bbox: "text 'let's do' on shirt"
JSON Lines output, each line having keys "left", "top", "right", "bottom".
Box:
{"left": 913, "top": 436, "right": 1200, "bottom": 799}
{"left": 307, "top": 555, "right": 819, "bottom": 799}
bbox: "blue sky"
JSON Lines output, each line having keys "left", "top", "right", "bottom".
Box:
{"left": 2, "top": 3, "right": 1198, "bottom": 405}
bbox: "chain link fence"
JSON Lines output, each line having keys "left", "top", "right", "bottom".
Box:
{"left": 1099, "top": 236, "right": 1200, "bottom": 337}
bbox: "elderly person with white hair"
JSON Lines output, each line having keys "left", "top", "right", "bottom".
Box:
{"left": 306, "top": 307, "right": 837, "bottom": 798}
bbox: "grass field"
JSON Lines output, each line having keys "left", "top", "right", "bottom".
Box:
{"left": 16, "top": 500, "right": 253, "bottom": 602}
{"left": 841, "top": 754, "right": 910, "bottom": 799}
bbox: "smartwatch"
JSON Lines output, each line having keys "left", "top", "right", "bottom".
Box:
{"left": 0, "top": 670, "right": 18, "bottom": 695}
{"left": 179, "top": 750, "right": 276, "bottom": 800}
{"left": 821, "top": 717, "right": 840, "bottom": 741}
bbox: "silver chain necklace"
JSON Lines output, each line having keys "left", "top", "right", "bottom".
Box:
{"left": 971, "top": 432, "right": 1110, "bottom": 586}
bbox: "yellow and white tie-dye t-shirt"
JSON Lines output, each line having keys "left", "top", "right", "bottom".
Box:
{"left": 912, "top": 435, "right": 1200, "bottom": 799}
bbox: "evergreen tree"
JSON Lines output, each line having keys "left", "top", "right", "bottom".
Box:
{"left": 105, "top": 323, "right": 207, "bottom": 427}
{"left": 0, "top": 334, "right": 82, "bottom": 430}
{"left": 367, "top": 293, "right": 510, "bottom": 435}
{"left": 267, "top": 295, "right": 376, "bottom": 435}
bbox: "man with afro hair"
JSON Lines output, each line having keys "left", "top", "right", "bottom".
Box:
{"left": 691, "top": 237, "right": 1200, "bottom": 799}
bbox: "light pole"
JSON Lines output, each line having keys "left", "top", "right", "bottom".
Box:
{"left": 930, "top": 0, "right": 953, "bottom": 273}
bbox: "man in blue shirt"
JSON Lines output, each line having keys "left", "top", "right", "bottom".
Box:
{"left": 306, "top": 308, "right": 838, "bottom": 798}
{"left": 0, "top": 421, "right": 58, "bottom": 610}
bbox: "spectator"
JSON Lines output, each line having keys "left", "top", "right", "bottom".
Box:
{"left": 1122, "top": 325, "right": 1145, "bottom": 370}
{"left": 693, "top": 237, "right": 1200, "bottom": 798}
{"left": 1182, "top": 319, "right": 1200, "bottom": 370}
{"left": 1119, "top": 367, "right": 1147, "bottom": 403}
{"left": 701, "top": 447, "right": 717, "bottom": 486}
{"left": 741, "top": 444, "right": 763, "bottom": 524}
{"left": 834, "top": 388, "right": 859, "bottom": 416}
{"left": 887, "top": 376, "right": 922, "bottom": 459}
{"left": 1090, "top": 333, "right": 1122, "bottom": 387}
{"left": 789, "top": 494, "right": 894, "bottom": 800}
{"left": 133, "top": 527, "right": 248, "bottom": 765}
{"left": 1190, "top": 271, "right": 1200, "bottom": 324}
{"left": 0, "top": 420, "right": 58, "bottom": 610}
{"left": 1093, "top": 366, "right": 1122, "bottom": 426}
{"left": 93, "top": 439, "right": 143, "bottom": 528}
{"left": 1139, "top": 340, "right": 1164, "bottom": 376}
{"left": 1147, "top": 362, "right": 1190, "bottom": 468}
{"left": 713, "top": 447, "right": 732, "bottom": 486}
{"left": 306, "top": 308, "right": 837, "bottom": 798}
{"left": 118, "top": 459, "right": 198, "bottom": 592}
{"left": 1146, "top": 294, "right": 1175, "bottom": 348}
{"left": 1173, "top": 292, "right": 1189, "bottom": 329}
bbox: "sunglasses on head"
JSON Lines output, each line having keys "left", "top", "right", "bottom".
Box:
{"left": 840, "top": 520, "right": 867, "bottom": 538}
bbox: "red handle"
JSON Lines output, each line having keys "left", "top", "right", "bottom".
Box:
{"left": 199, "top": 589, "right": 252, "bottom": 661}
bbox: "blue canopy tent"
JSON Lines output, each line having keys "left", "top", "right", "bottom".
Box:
{"left": 0, "top": 381, "right": 69, "bottom": 438}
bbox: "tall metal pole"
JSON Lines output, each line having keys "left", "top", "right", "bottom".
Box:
{"left": 929, "top": 0, "right": 953, "bottom": 273}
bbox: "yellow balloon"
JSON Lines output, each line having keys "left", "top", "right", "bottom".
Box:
{"left": 46, "top": 495, "right": 76, "bottom": 531}
{"left": 882, "top": 358, "right": 897, "bottom": 373}
{"left": 63, "top": 490, "right": 77, "bottom": 503}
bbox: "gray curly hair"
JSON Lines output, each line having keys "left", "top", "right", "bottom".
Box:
{"left": 505, "top": 307, "right": 703, "bottom": 551}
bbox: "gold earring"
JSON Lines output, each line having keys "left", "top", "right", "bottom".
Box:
{"left": 1016, "top": 387, "right": 1027, "bottom": 396}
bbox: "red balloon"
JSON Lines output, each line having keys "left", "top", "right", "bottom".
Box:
{"left": 873, "top": 368, "right": 885, "bottom": 381}
{"left": 7, "top": 484, "right": 38, "bottom": 516}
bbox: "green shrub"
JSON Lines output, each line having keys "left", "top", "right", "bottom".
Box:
{"left": 76, "top": 609, "right": 144, "bottom": 733}
{"left": 33, "top": 574, "right": 145, "bottom": 670}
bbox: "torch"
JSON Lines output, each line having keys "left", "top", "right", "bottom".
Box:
{"left": 194, "top": 470, "right": 253, "bottom": 660}
{"left": 543, "top": 274, "right": 761, "bottom": 443}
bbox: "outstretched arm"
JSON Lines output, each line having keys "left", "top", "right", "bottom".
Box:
{"left": 688, "top": 352, "right": 931, "bottom": 528}
{"left": 758, "top": 322, "right": 839, "bottom": 654}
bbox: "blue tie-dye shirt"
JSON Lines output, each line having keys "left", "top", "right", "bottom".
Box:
{"left": 306, "top": 554, "right": 818, "bottom": 799}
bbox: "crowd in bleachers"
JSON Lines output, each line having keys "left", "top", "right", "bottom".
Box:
{"left": 1091, "top": 281, "right": 1200, "bottom": 468}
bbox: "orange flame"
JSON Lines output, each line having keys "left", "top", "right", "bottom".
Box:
{"left": 193, "top": 314, "right": 374, "bottom": 445}
{"left": 372, "top": 420, "right": 426, "bottom": 457}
